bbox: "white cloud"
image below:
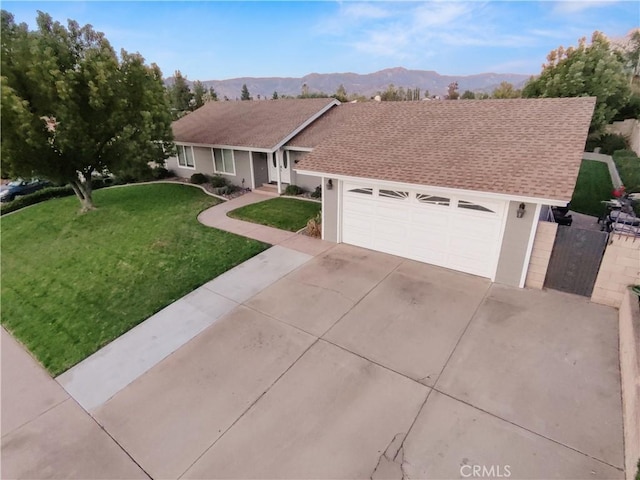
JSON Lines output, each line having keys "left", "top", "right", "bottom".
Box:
{"left": 551, "top": 0, "right": 620, "bottom": 14}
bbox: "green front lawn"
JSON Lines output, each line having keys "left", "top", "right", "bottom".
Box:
{"left": 227, "top": 197, "right": 321, "bottom": 232}
{"left": 613, "top": 150, "right": 640, "bottom": 193}
{"left": 570, "top": 160, "right": 614, "bottom": 217}
{"left": 1, "top": 184, "right": 268, "bottom": 375}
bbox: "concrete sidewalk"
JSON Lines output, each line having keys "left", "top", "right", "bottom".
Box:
{"left": 57, "top": 245, "right": 313, "bottom": 411}
{"left": 1, "top": 328, "right": 148, "bottom": 479}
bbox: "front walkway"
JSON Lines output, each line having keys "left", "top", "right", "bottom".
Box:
{"left": 198, "top": 191, "right": 331, "bottom": 256}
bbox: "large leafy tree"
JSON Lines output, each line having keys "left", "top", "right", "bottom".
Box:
{"left": 522, "top": 31, "right": 630, "bottom": 134}
{"left": 1, "top": 10, "right": 173, "bottom": 211}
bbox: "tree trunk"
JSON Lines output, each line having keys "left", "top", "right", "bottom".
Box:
{"left": 70, "top": 175, "right": 95, "bottom": 212}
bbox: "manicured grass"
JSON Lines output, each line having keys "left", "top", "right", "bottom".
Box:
{"left": 613, "top": 150, "right": 640, "bottom": 193}
{"left": 227, "top": 197, "right": 321, "bottom": 232}
{"left": 570, "top": 160, "right": 614, "bottom": 217}
{"left": 1, "top": 184, "right": 268, "bottom": 375}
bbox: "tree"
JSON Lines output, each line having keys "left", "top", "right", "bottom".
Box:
{"left": 168, "top": 70, "right": 192, "bottom": 117}
{"left": 301, "top": 83, "right": 309, "bottom": 97}
{"left": 461, "top": 90, "right": 475, "bottom": 99}
{"left": 205, "top": 86, "right": 218, "bottom": 102}
{"left": 240, "top": 83, "right": 251, "bottom": 101}
{"left": 272, "top": 91, "right": 279, "bottom": 100}
{"left": 522, "top": 31, "right": 630, "bottom": 133}
{"left": 334, "top": 84, "right": 348, "bottom": 102}
{"left": 612, "top": 28, "right": 640, "bottom": 87}
{"left": 491, "top": 81, "right": 521, "bottom": 99}
{"left": 446, "top": 82, "right": 459, "bottom": 100}
{"left": 0, "top": 10, "right": 173, "bottom": 211}
{"left": 192, "top": 80, "right": 207, "bottom": 110}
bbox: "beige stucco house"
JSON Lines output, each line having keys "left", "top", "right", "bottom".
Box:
{"left": 169, "top": 97, "right": 595, "bottom": 288}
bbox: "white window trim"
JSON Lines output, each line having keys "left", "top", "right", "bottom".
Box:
{"left": 176, "top": 145, "right": 196, "bottom": 170}
{"left": 211, "top": 148, "right": 236, "bottom": 176}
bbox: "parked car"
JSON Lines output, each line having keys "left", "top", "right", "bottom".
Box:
{"left": 0, "top": 179, "right": 51, "bottom": 202}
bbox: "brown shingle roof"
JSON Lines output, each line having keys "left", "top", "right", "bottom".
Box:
{"left": 172, "top": 98, "right": 337, "bottom": 150}
{"left": 286, "top": 102, "right": 364, "bottom": 149}
{"left": 295, "top": 98, "right": 595, "bottom": 202}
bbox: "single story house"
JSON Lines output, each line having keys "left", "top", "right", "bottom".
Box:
{"left": 169, "top": 97, "right": 595, "bottom": 288}
{"left": 168, "top": 98, "right": 339, "bottom": 192}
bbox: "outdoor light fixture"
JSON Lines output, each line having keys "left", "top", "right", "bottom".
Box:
{"left": 517, "top": 202, "right": 526, "bottom": 218}
{"left": 326, "top": 179, "right": 333, "bottom": 190}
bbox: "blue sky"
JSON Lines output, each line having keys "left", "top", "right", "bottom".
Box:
{"left": 3, "top": 1, "right": 638, "bottom": 80}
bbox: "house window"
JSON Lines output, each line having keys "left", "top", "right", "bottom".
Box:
{"left": 348, "top": 187, "right": 373, "bottom": 195}
{"left": 213, "top": 148, "right": 235, "bottom": 175}
{"left": 379, "top": 189, "right": 409, "bottom": 200}
{"left": 416, "top": 194, "right": 450, "bottom": 206}
{"left": 177, "top": 145, "right": 195, "bottom": 169}
{"left": 458, "top": 200, "right": 495, "bottom": 213}
{"left": 283, "top": 152, "right": 288, "bottom": 168}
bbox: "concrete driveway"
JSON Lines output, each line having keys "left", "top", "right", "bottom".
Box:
{"left": 4, "top": 244, "right": 624, "bottom": 479}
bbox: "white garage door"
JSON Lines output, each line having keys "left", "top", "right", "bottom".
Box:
{"left": 341, "top": 182, "right": 507, "bottom": 278}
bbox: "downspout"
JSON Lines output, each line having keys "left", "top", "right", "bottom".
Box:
{"left": 276, "top": 149, "right": 282, "bottom": 195}
{"left": 249, "top": 151, "right": 256, "bottom": 190}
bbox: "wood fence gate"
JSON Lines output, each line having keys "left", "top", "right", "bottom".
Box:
{"left": 544, "top": 226, "right": 609, "bottom": 297}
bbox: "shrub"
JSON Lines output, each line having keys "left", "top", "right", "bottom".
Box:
{"left": 151, "top": 166, "right": 171, "bottom": 179}
{"left": 598, "top": 133, "right": 629, "bottom": 155}
{"left": 1, "top": 186, "right": 74, "bottom": 215}
{"left": 306, "top": 212, "right": 322, "bottom": 238}
{"left": 210, "top": 175, "right": 227, "bottom": 188}
{"left": 190, "top": 172, "right": 208, "bottom": 184}
{"left": 310, "top": 185, "right": 322, "bottom": 199}
{"left": 114, "top": 163, "right": 154, "bottom": 183}
{"left": 613, "top": 93, "right": 640, "bottom": 122}
{"left": 284, "top": 184, "right": 303, "bottom": 196}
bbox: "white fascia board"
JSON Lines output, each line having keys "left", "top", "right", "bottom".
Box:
{"left": 174, "top": 141, "right": 273, "bottom": 153}
{"left": 274, "top": 100, "right": 340, "bottom": 151}
{"left": 293, "top": 170, "right": 570, "bottom": 207}
{"left": 283, "top": 146, "right": 314, "bottom": 152}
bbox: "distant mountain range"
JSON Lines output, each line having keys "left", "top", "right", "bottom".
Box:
{"left": 167, "top": 67, "right": 533, "bottom": 100}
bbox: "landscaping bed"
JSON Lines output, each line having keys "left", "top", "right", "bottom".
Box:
{"left": 227, "top": 197, "right": 322, "bottom": 232}
{"left": 1, "top": 184, "right": 268, "bottom": 375}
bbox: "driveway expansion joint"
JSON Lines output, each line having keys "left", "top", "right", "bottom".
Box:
{"left": 432, "top": 388, "right": 625, "bottom": 472}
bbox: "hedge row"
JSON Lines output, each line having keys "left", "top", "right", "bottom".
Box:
{"left": 1, "top": 186, "right": 76, "bottom": 215}
{"left": 1, "top": 167, "right": 174, "bottom": 216}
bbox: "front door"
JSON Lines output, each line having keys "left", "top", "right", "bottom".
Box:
{"left": 267, "top": 151, "right": 291, "bottom": 184}
{"left": 281, "top": 151, "right": 291, "bottom": 184}
{"left": 268, "top": 152, "right": 278, "bottom": 183}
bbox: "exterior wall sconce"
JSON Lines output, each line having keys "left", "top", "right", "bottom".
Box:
{"left": 517, "top": 202, "right": 526, "bottom": 218}
{"left": 326, "top": 179, "right": 333, "bottom": 190}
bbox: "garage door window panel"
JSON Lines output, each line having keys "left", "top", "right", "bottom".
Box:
{"left": 457, "top": 200, "right": 496, "bottom": 213}
{"left": 416, "top": 194, "right": 450, "bottom": 206}
{"left": 346, "top": 186, "right": 373, "bottom": 196}
{"left": 379, "top": 189, "right": 409, "bottom": 200}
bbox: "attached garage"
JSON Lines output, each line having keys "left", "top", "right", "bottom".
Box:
{"left": 290, "top": 98, "right": 597, "bottom": 287}
{"left": 341, "top": 182, "right": 507, "bottom": 279}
